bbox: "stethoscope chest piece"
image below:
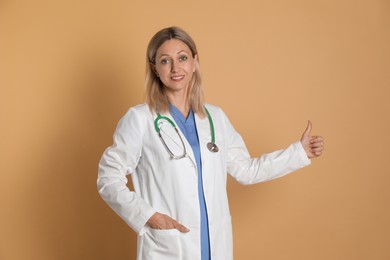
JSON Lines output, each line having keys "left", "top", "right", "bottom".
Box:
{"left": 207, "top": 142, "right": 219, "bottom": 153}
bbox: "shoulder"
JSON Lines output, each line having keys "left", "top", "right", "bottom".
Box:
{"left": 117, "top": 103, "right": 154, "bottom": 129}
{"left": 126, "top": 103, "right": 151, "bottom": 114}
{"left": 122, "top": 103, "right": 154, "bottom": 119}
{"left": 205, "top": 103, "right": 223, "bottom": 114}
{"left": 204, "top": 103, "right": 238, "bottom": 133}
{"left": 204, "top": 103, "right": 229, "bottom": 120}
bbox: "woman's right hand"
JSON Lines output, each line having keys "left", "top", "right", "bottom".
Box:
{"left": 146, "top": 212, "right": 190, "bottom": 233}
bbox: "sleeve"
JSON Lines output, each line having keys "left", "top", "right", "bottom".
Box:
{"left": 97, "top": 108, "right": 156, "bottom": 234}
{"left": 221, "top": 110, "right": 311, "bottom": 185}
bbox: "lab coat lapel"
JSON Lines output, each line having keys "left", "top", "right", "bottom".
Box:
{"left": 195, "top": 112, "right": 211, "bottom": 165}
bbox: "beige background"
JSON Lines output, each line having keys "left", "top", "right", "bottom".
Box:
{"left": 1, "top": 0, "right": 389, "bottom": 259}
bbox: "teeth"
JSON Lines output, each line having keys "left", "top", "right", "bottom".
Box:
{"left": 171, "top": 75, "right": 184, "bottom": 80}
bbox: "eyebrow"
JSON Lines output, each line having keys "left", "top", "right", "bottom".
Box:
{"left": 158, "top": 50, "right": 188, "bottom": 58}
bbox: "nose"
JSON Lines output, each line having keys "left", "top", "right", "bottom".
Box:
{"left": 170, "top": 59, "right": 178, "bottom": 72}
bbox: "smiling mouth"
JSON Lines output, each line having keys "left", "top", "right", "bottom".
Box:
{"left": 171, "top": 75, "right": 184, "bottom": 81}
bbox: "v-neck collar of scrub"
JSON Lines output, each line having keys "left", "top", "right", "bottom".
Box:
{"left": 169, "top": 104, "right": 195, "bottom": 126}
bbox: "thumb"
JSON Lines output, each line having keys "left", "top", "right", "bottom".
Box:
{"left": 302, "top": 120, "right": 312, "bottom": 138}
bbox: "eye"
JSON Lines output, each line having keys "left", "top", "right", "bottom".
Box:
{"left": 178, "top": 56, "right": 188, "bottom": 62}
{"left": 160, "top": 59, "right": 170, "bottom": 65}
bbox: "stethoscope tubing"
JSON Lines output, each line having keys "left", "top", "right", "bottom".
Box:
{"left": 204, "top": 107, "right": 216, "bottom": 144}
{"left": 154, "top": 107, "right": 218, "bottom": 156}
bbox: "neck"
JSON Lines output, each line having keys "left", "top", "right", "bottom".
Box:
{"left": 166, "top": 91, "right": 190, "bottom": 118}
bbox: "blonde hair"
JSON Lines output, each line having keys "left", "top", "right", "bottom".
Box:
{"left": 145, "top": 26, "right": 205, "bottom": 117}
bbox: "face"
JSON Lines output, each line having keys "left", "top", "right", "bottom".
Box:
{"left": 154, "top": 39, "right": 198, "bottom": 96}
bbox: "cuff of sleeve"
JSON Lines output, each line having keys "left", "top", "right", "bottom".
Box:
{"left": 294, "top": 140, "right": 311, "bottom": 167}
{"left": 134, "top": 207, "right": 157, "bottom": 235}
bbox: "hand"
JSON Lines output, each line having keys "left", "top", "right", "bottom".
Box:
{"left": 300, "top": 120, "right": 324, "bottom": 158}
{"left": 146, "top": 212, "right": 190, "bottom": 232}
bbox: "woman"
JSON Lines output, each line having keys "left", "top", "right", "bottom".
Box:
{"left": 98, "top": 26, "right": 324, "bottom": 260}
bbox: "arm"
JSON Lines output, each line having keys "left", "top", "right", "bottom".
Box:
{"left": 97, "top": 108, "right": 156, "bottom": 234}
{"left": 223, "top": 112, "right": 322, "bottom": 184}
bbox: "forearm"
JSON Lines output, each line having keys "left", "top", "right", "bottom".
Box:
{"left": 228, "top": 141, "right": 311, "bottom": 185}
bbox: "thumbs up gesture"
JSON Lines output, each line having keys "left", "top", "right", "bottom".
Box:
{"left": 300, "top": 121, "right": 324, "bottom": 158}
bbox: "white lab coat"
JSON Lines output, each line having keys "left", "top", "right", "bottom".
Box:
{"left": 98, "top": 103, "right": 311, "bottom": 260}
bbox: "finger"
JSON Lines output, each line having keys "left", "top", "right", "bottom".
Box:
{"left": 310, "top": 136, "right": 324, "bottom": 143}
{"left": 174, "top": 222, "right": 190, "bottom": 233}
{"left": 302, "top": 120, "right": 312, "bottom": 138}
{"left": 310, "top": 148, "right": 324, "bottom": 158}
{"left": 311, "top": 146, "right": 324, "bottom": 153}
{"left": 150, "top": 213, "right": 176, "bottom": 229}
{"left": 310, "top": 141, "right": 324, "bottom": 148}
{"left": 308, "top": 150, "right": 322, "bottom": 158}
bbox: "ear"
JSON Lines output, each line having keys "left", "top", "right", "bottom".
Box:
{"left": 193, "top": 54, "right": 199, "bottom": 72}
{"left": 194, "top": 54, "right": 199, "bottom": 63}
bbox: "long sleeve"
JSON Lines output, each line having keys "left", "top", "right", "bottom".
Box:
{"left": 97, "top": 107, "right": 156, "bottom": 234}
{"left": 221, "top": 110, "right": 311, "bottom": 185}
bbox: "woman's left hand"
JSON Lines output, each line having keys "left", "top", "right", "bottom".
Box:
{"left": 300, "top": 120, "right": 324, "bottom": 159}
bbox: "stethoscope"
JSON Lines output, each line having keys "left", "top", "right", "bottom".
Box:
{"left": 154, "top": 107, "right": 219, "bottom": 159}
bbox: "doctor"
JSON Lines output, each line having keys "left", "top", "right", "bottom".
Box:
{"left": 97, "top": 26, "right": 324, "bottom": 260}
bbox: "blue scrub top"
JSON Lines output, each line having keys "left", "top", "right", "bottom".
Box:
{"left": 170, "top": 105, "right": 211, "bottom": 260}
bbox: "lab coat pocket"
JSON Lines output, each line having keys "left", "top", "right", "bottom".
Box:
{"left": 148, "top": 227, "right": 181, "bottom": 238}
{"left": 139, "top": 228, "right": 183, "bottom": 260}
